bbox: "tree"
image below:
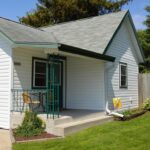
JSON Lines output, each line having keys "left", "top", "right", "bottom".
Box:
{"left": 137, "top": 6, "right": 150, "bottom": 72}
{"left": 144, "top": 6, "right": 150, "bottom": 50}
{"left": 20, "top": 0, "right": 133, "bottom": 27}
{"left": 137, "top": 30, "right": 150, "bottom": 56}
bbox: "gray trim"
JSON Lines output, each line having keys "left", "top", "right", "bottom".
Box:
{"left": 103, "top": 11, "right": 129, "bottom": 54}
{"left": 59, "top": 44, "right": 115, "bottom": 62}
{"left": 103, "top": 11, "right": 145, "bottom": 63}
{"left": 127, "top": 12, "right": 145, "bottom": 62}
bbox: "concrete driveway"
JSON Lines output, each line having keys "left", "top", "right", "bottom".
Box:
{"left": 0, "top": 129, "right": 11, "bottom": 150}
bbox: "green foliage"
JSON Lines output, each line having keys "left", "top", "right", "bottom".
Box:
{"left": 137, "top": 5, "right": 150, "bottom": 72}
{"left": 20, "top": 0, "right": 133, "bottom": 27}
{"left": 122, "top": 108, "right": 144, "bottom": 117}
{"left": 122, "top": 109, "right": 132, "bottom": 116}
{"left": 137, "top": 30, "right": 150, "bottom": 56}
{"left": 143, "top": 98, "right": 150, "bottom": 110}
{"left": 14, "top": 111, "right": 45, "bottom": 137}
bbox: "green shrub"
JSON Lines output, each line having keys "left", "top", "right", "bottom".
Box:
{"left": 14, "top": 111, "right": 45, "bottom": 137}
{"left": 122, "top": 108, "right": 145, "bottom": 117}
{"left": 143, "top": 98, "right": 150, "bottom": 110}
{"left": 122, "top": 110, "right": 132, "bottom": 117}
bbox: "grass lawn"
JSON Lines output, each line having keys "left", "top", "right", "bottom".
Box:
{"left": 13, "top": 112, "right": 150, "bottom": 150}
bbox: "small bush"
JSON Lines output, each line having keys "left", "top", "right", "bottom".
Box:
{"left": 122, "top": 108, "right": 145, "bottom": 117}
{"left": 122, "top": 110, "right": 132, "bottom": 117}
{"left": 14, "top": 111, "right": 45, "bottom": 137}
{"left": 143, "top": 98, "right": 150, "bottom": 110}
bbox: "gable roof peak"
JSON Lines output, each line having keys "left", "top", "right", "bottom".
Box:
{"left": 42, "top": 10, "right": 128, "bottom": 29}
{"left": 43, "top": 10, "right": 129, "bottom": 54}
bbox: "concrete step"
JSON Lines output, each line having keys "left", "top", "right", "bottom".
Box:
{"left": 11, "top": 113, "right": 24, "bottom": 129}
{"left": 46, "top": 116, "right": 73, "bottom": 126}
{"left": 53, "top": 116, "right": 113, "bottom": 136}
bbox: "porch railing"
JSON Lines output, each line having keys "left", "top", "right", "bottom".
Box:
{"left": 11, "top": 88, "right": 60, "bottom": 119}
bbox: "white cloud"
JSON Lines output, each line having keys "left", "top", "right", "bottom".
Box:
{"left": 132, "top": 14, "right": 146, "bottom": 30}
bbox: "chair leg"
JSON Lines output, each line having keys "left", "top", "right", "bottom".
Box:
{"left": 29, "top": 103, "right": 33, "bottom": 112}
{"left": 22, "top": 103, "right": 24, "bottom": 113}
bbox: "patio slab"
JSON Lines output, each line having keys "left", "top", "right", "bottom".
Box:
{"left": 0, "top": 129, "right": 12, "bottom": 150}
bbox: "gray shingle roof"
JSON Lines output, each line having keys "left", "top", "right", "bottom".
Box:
{"left": 0, "top": 17, "right": 56, "bottom": 44}
{"left": 0, "top": 11, "right": 128, "bottom": 53}
{"left": 42, "top": 11, "right": 128, "bottom": 54}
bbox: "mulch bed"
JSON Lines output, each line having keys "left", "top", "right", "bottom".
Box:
{"left": 14, "top": 132, "right": 58, "bottom": 142}
{"left": 115, "top": 110, "right": 147, "bottom": 121}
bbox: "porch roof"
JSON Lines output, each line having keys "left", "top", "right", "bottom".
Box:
{"left": 0, "top": 17, "right": 57, "bottom": 45}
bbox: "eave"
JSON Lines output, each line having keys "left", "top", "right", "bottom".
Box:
{"left": 59, "top": 44, "right": 115, "bottom": 62}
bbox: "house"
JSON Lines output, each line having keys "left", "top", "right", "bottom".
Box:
{"left": 0, "top": 10, "right": 144, "bottom": 132}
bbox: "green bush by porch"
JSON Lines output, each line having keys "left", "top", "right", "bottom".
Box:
{"left": 14, "top": 111, "right": 45, "bottom": 137}
{"left": 13, "top": 112, "right": 150, "bottom": 150}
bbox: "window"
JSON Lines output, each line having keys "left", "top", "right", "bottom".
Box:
{"left": 33, "top": 59, "right": 47, "bottom": 88}
{"left": 120, "top": 63, "right": 127, "bottom": 88}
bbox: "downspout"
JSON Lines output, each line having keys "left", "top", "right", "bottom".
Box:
{"left": 104, "top": 61, "right": 114, "bottom": 111}
{"left": 104, "top": 61, "right": 124, "bottom": 118}
{"left": 106, "top": 101, "right": 124, "bottom": 118}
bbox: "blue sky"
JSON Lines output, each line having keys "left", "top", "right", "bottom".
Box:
{"left": 123, "top": 0, "right": 150, "bottom": 29}
{"left": 0, "top": 0, "right": 149, "bottom": 30}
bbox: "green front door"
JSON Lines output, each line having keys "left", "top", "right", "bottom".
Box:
{"left": 47, "top": 57, "right": 63, "bottom": 117}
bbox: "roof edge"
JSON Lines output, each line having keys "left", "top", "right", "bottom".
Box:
{"left": 0, "top": 29, "right": 14, "bottom": 43}
{"left": 41, "top": 10, "right": 128, "bottom": 30}
{"left": 12, "top": 42, "right": 59, "bottom": 49}
{"left": 103, "top": 10, "right": 145, "bottom": 63}
{"left": 0, "top": 30, "right": 59, "bottom": 48}
{"left": 59, "top": 44, "right": 115, "bottom": 62}
{"left": 103, "top": 10, "right": 129, "bottom": 54}
{"left": 127, "top": 12, "right": 145, "bottom": 63}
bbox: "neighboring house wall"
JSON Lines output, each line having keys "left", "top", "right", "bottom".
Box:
{"left": 66, "top": 57, "right": 105, "bottom": 110}
{"left": 105, "top": 20, "right": 139, "bottom": 110}
{"left": 0, "top": 34, "right": 12, "bottom": 129}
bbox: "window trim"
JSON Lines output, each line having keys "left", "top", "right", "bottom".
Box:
{"left": 32, "top": 57, "right": 47, "bottom": 89}
{"left": 119, "top": 62, "right": 128, "bottom": 89}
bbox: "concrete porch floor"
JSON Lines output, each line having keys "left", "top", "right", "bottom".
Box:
{"left": 41, "top": 109, "right": 113, "bottom": 136}
{"left": 11, "top": 109, "right": 113, "bottom": 137}
{"left": 60, "top": 109, "right": 106, "bottom": 120}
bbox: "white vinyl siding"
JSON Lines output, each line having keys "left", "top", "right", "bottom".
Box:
{"left": 13, "top": 48, "right": 47, "bottom": 89}
{"left": 0, "top": 34, "right": 12, "bottom": 129}
{"left": 105, "top": 20, "right": 139, "bottom": 110}
{"left": 13, "top": 49, "right": 105, "bottom": 110}
{"left": 66, "top": 57, "right": 105, "bottom": 110}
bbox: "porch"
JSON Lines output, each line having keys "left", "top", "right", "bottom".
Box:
{"left": 11, "top": 47, "right": 106, "bottom": 118}
{"left": 10, "top": 46, "right": 114, "bottom": 135}
{"left": 11, "top": 109, "right": 113, "bottom": 136}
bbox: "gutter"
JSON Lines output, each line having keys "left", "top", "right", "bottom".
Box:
{"left": 59, "top": 44, "right": 115, "bottom": 62}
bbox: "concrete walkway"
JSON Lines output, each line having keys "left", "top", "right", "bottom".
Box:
{"left": 0, "top": 129, "right": 12, "bottom": 150}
